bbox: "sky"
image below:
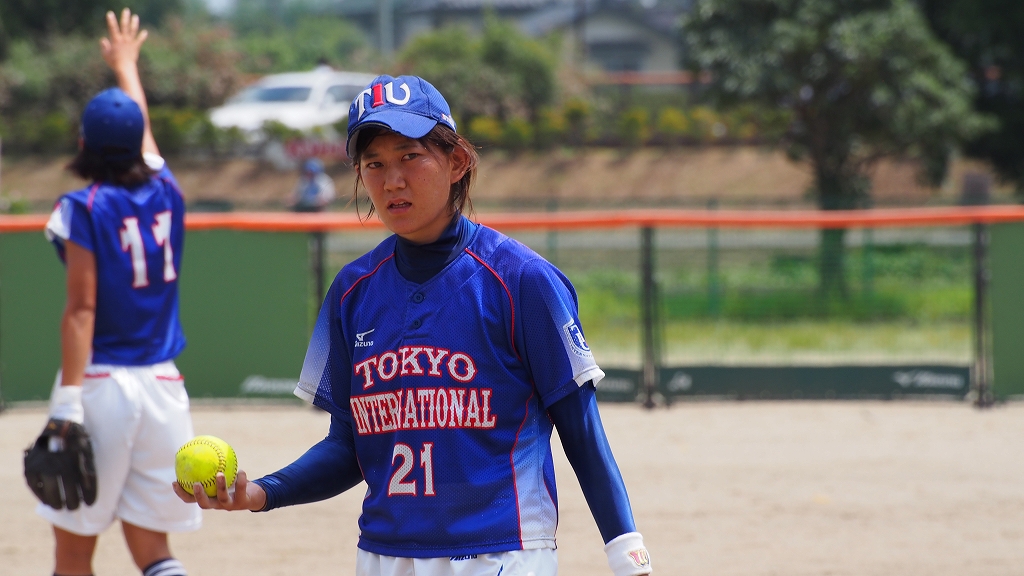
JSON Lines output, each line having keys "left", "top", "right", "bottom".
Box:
{"left": 203, "top": 0, "right": 234, "bottom": 16}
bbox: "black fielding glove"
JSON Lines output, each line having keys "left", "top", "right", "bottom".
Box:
{"left": 24, "top": 418, "right": 98, "bottom": 510}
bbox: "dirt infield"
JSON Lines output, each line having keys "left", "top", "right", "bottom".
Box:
{"left": 3, "top": 400, "right": 1023, "bottom": 576}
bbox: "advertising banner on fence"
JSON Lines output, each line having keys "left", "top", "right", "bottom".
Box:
{"left": 658, "top": 365, "right": 971, "bottom": 400}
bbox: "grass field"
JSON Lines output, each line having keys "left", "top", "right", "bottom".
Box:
{"left": 588, "top": 320, "right": 971, "bottom": 367}
{"left": 3, "top": 400, "right": 1023, "bottom": 576}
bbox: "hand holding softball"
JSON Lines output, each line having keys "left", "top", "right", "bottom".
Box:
{"left": 172, "top": 435, "right": 266, "bottom": 511}
{"left": 172, "top": 469, "right": 266, "bottom": 512}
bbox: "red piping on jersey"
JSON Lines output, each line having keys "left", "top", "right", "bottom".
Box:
{"left": 341, "top": 254, "right": 394, "bottom": 305}
{"left": 84, "top": 372, "right": 110, "bottom": 379}
{"left": 465, "top": 249, "right": 520, "bottom": 361}
{"left": 156, "top": 375, "right": 184, "bottom": 381}
{"left": 509, "top": 390, "right": 535, "bottom": 548}
{"left": 86, "top": 183, "right": 101, "bottom": 211}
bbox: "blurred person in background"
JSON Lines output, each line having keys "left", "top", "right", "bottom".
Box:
{"left": 291, "top": 158, "right": 335, "bottom": 212}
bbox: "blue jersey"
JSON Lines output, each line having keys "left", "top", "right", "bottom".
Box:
{"left": 295, "top": 222, "right": 605, "bottom": 558}
{"left": 45, "top": 159, "right": 187, "bottom": 366}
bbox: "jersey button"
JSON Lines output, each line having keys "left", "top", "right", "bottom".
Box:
{"left": 410, "top": 319, "right": 422, "bottom": 329}
{"left": 412, "top": 292, "right": 425, "bottom": 303}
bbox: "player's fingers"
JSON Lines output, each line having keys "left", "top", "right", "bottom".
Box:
{"left": 192, "top": 482, "right": 215, "bottom": 509}
{"left": 233, "top": 470, "right": 248, "bottom": 506}
{"left": 171, "top": 481, "right": 196, "bottom": 503}
{"left": 137, "top": 29, "right": 149, "bottom": 45}
{"left": 120, "top": 8, "right": 131, "bottom": 34}
{"left": 99, "top": 38, "right": 111, "bottom": 53}
{"left": 130, "top": 14, "right": 140, "bottom": 37}
{"left": 105, "top": 11, "right": 118, "bottom": 36}
{"left": 41, "top": 474, "right": 64, "bottom": 509}
{"left": 215, "top": 472, "right": 233, "bottom": 507}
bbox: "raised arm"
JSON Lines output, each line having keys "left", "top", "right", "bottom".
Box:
{"left": 99, "top": 8, "right": 158, "bottom": 156}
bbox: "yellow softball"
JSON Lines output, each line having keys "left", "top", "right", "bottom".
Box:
{"left": 175, "top": 435, "right": 238, "bottom": 498}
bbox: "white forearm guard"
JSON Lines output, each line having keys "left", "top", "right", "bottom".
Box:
{"left": 604, "top": 531, "right": 652, "bottom": 575}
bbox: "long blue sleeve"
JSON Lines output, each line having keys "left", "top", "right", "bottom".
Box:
{"left": 548, "top": 382, "right": 637, "bottom": 543}
{"left": 252, "top": 412, "right": 363, "bottom": 510}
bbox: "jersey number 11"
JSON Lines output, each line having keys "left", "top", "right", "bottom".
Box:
{"left": 121, "top": 211, "right": 177, "bottom": 288}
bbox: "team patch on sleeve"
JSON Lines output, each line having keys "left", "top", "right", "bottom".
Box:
{"left": 562, "top": 319, "right": 593, "bottom": 359}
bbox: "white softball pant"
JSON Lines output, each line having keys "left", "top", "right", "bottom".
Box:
{"left": 36, "top": 361, "right": 202, "bottom": 536}
{"left": 356, "top": 548, "right": 557, "bottom": 576}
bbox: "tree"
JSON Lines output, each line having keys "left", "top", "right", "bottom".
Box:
{"left": 397, "top": 18, "right": 556, "bottom": 127}
{"left": 0, "top": 17, "right": 242, "bottom": 153}
{"left": 921, "top": 0, "right": 1024, "bottom": 195}
{"left": 0, "top": 0, "right": 186, "bottom": 58}
{"left": 683, "top": 0, "right": 991, "bottom": 298}
{"left": 236, "top": 16, "right": 369, "bottom": 74}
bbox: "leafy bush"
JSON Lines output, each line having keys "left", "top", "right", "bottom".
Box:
{"left": 655, "top": 107, "right": 689, "bottom": 145}
{"left": 149, "top": 106, "right": 247, "bottom": 157}
{"left": 501, "top": 118, "right": 533, "bottom": 153}
{"left": 534, "top": 107, "right": 566, "bottom": 149}
{"left": 140, "top": 18, "right": 243, "bottom": 110}
{"left": 563, "top": 98, "right": 590, "bottom": 146}
{"left": 468, "top": 117, "right": 503, "bottom": 148}
{"left": 150, "top": 107, "right": 201, "bottom": 155}
{"left": 688, "top": 107, "right": 724, "bottom": 142}
{"left": 0, "top": 111, "right": 77, "bottom": 154}
{"left": 617, "top": 107, "right": 651, "bottom": 148}
{"left": 260, "top": 120, "right": 304, "bottom": 143}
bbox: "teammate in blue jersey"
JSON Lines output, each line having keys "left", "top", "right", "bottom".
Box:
{"left": 31, "top": 10, "right": 199, "bottom": 576}
{"left": 175, "top": 75, "right": 653, "bottom": 576}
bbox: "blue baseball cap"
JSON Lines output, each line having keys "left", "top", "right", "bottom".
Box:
{"left": 303, "top": 158, "right": 324, "bottom": 173}
{"left": 346, "top": 75, "right": 457, "bottom": 158}
{"left": 81, "top": 88, "right": 144, "bottom": 161}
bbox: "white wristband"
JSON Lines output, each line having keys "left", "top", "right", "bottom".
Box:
{"left": 604, "top": 531, "right": 652, "bottom": 575}
{"left": 49, "top": 385, "right": 85, "bottom": 424}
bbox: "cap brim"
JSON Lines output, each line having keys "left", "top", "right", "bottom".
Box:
{"left": 347, "top": 111, "right": 439, "bottom": 158}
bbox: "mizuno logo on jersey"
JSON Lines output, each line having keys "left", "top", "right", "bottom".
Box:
{"left": 354, "top": 346, "right": 476, "bottom": 389}
{"left": 562, "top": 319, "right": 593, "bottom": 358}
{"left": 355, "top": 328, "right": 375, "bottom": 347}
{"left": 350, "top": 387, "right": 497, "bottom": 435}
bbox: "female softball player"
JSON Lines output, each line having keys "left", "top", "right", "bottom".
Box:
{"left": 175, "top": 75, "right": 652, "bottom": 576}
{"left": 27, "top": 10, "right": 199, "bottom": 576}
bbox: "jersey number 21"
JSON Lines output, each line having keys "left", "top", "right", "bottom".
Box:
{"left": 121, "top": 211, "right": 177, "bottom": 288}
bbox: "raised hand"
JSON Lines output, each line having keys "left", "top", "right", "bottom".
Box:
{"left": 99, "top": 8, "right": 148, "bottom": 73}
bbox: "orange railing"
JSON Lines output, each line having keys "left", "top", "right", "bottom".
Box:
{"left": 4, "top": 206, "right": 1024, "bottom": 234}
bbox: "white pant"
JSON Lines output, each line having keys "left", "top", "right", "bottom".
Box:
{"left": 36, "top": 361, "right": 202, "bottom": 536}
{"left": 356, "top": 548, "right": 558, "bottom": 576}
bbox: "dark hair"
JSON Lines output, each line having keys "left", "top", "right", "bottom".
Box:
{"left": 351, "top": 124, "right": 479, "bottom": 220}
{"left": 67, "top": 147, "right": 154, "bottom": 187}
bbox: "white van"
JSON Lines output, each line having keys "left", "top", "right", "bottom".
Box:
{"left": 209, "top": 67, "right": 377, "bottom": 132}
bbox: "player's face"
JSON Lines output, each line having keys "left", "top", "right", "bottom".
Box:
{"left": 358, "top": 132, "right": 468, "bottom": 244}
